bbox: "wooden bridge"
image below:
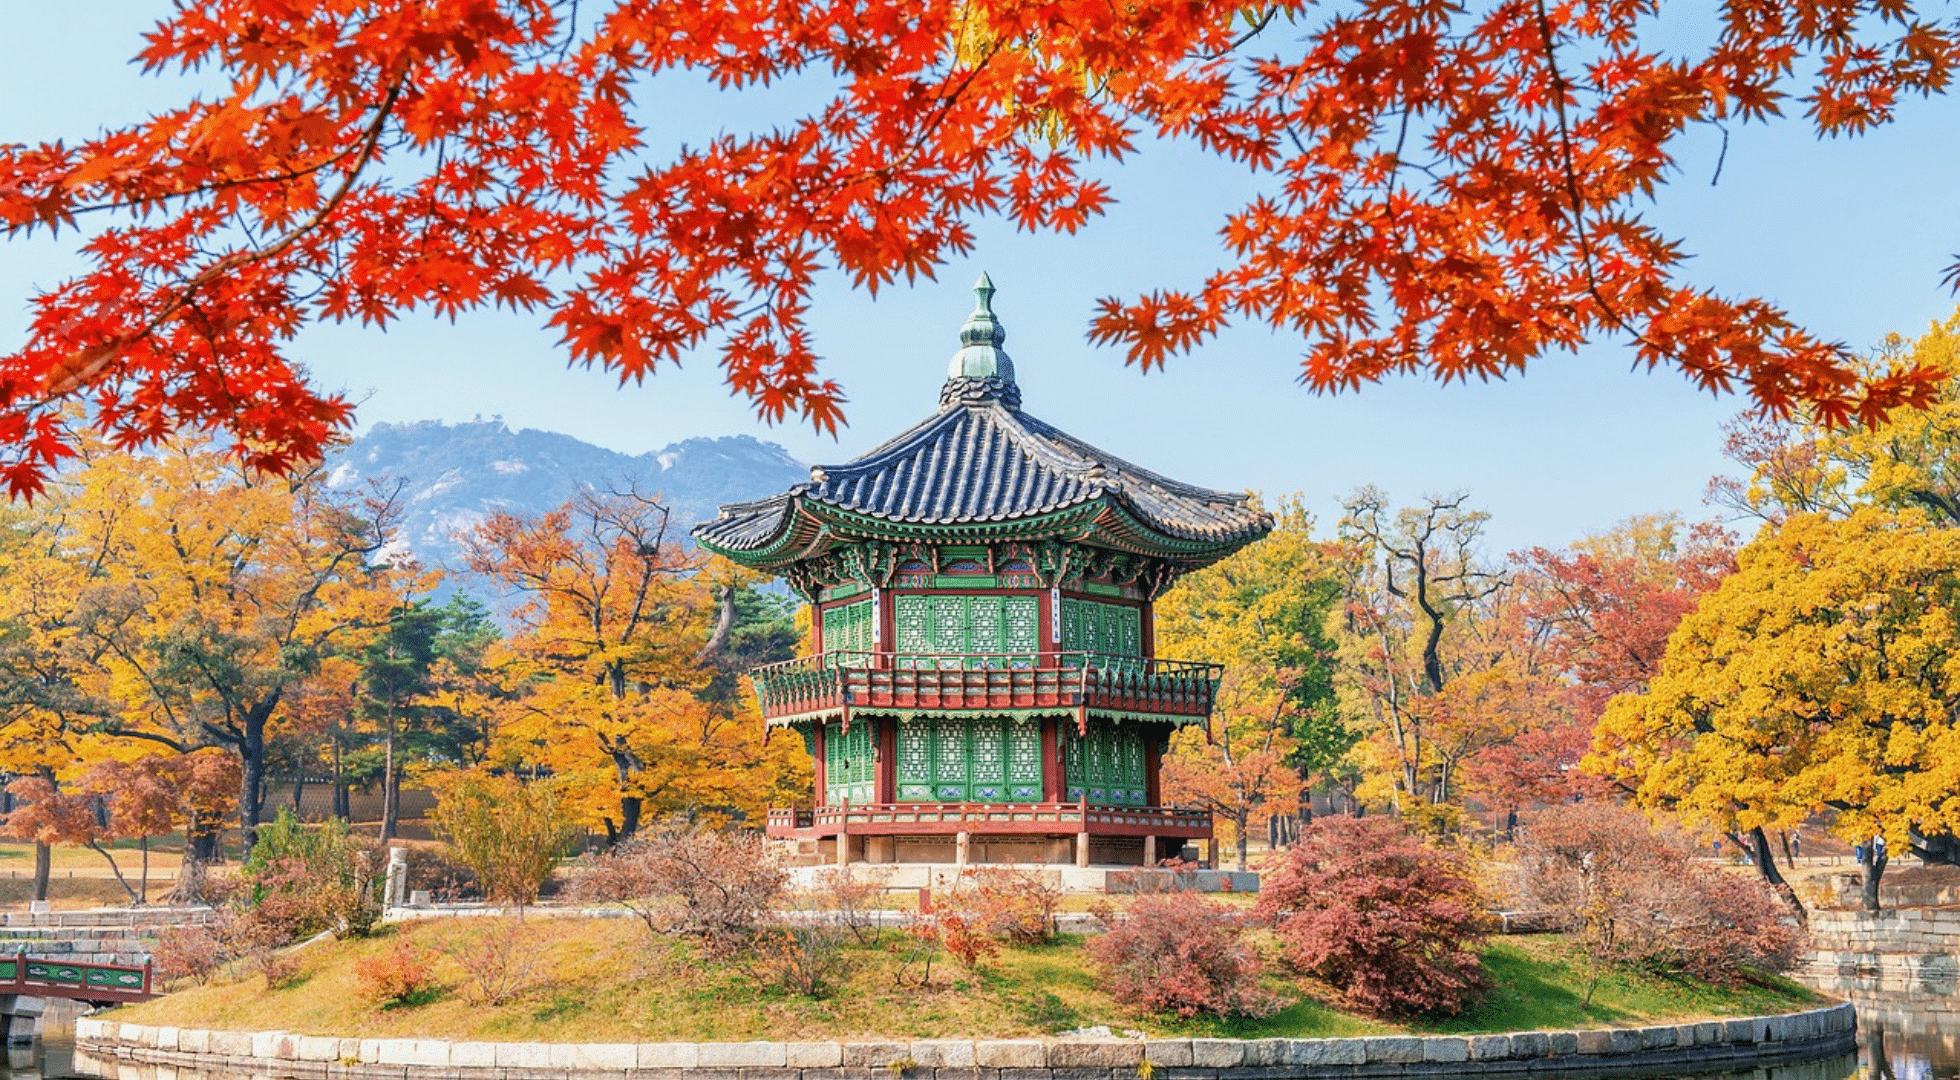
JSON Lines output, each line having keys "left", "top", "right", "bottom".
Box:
{"left": 0, "top": 953, "right": 155, "bottom": 1006}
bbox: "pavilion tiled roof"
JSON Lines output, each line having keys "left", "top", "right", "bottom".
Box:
{"left": 692, "top": 275, "right": 1272, "bottom": 562}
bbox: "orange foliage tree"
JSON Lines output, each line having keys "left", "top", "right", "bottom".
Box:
{"left": 53, "top": 433, "right": 399, "bottom": 850}
{"left": 1, "top": 1, "right": 1954, "bottom": 493}
{"left": 466, "top": 488, "right": 802, "bottom": 841}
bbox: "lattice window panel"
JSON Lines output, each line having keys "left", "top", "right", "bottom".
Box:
{"left": 1005, "top": 597, "right": 1040, "bottom": 661}
{"left": 1006, "top": 719, "right": 1042, "bottom": 801}
{"left": 821, "top": 600, "right": 873, "bottom": 659}
{"left": 1062, "top": 598, "right": 1145, "bottom": 670}
{"left": 1063, "top": 719, "right": 1149, "bottom": 805}
{"left": 897, "top": 718, "right": 933, "bottom": 801}
{"left": 1060, "top": 599, "right": 1088, "bottom": 659}
{"left": 1117, "top": 727, "right": 1146, "bottom": 804}
{"left": 932, "top": 717, "right": 968, "bottom": 800}
{"left": 930, "top": 595, "right": 966, "bottom": 667}
{"left": 823, "top": 721, "right": 876, "bottom": 805}
{"left": 970, "top": 718, "right": 1006, "bottom": 801}
{"left": 1107, "top": 605, "right": 1142, "bottom": 658}
{"left": 968, "top": 596, "right": 1003, "bottom": 661}
{"left": 894, "top": 595, "right": 931, "bottom": 665}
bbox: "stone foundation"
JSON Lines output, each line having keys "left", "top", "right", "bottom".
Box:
{"left": 75, "top": 1004, "right": 1857, "bottom": 1080}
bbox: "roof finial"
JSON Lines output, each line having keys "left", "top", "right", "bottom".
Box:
{"left": 942, "top": 272, "right": 1019, "bottom": 409}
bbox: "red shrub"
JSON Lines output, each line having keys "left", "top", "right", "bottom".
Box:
{"left": 1088, "top": 894, "right": 1285, "bottom": 1019}
{"left": 1512, "top": 803, "right": 1803, "bottom": 986}
{"left": 571, "top": 824, "right": 785, "bottom": 954}
{"left": 950, "top": 866, "right": 1060, "bottom": 944}
{"left": 152, "top": 922, "right": 227, "bottom": 986}
{"left": 934, "top": 912, "right": 998, "bottom": 971}
{"left": 1257, "top": 816, "right": 1491, "bottom": 1019}
{"left": 353, "top": 937, "right": 437, "bottom": 1007}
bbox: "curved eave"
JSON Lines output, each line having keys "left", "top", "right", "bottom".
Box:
{"left": 698, "top": 493, "right": 1269, "bottom": 573}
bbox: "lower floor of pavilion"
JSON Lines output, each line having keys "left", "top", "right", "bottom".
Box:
{"left": 765, "top": 712, "right": 1212, "bottom": 868}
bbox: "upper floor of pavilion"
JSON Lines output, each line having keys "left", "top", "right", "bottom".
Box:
{"left": 691, "top": 274, "right": 1274, "bottom": 603}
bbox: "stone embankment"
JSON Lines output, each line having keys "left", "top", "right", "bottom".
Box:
{"left": 75, "top": 1004, "right": 1856, "bottom": 1080}
{"left": 1798, "top": 908, "right": 1958, "bottom": 1034}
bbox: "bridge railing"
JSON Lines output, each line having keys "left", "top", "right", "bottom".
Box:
{"left": 0, "top": 952, "right": 155, "bottom": 1004}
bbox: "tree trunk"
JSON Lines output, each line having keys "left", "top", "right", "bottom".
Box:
{"left": 86, "top": 840, "right": 138, "bottom": 903}
{"left": 1235, "top": 807, "right": 1250, "bottom": 871}
{"left": 32, "top": 841, "right": 50, "bottom": 903}
{"left": 382, "top": 711, "right": 399, "bottom": 841}
{"left": 332, "top": 735, "right": 351, "bottom": 820}
{"left": 139, "top": 836, "right": 150, "bottom": 905}
{"left": 235, "top": 690, "right": 282, "bottom": 853}
{"left": 1862, "top": 843, "right": 1888, "bottom": 912}
{"left": 167, "top": 824, "right": 221, "bottom": 903}
{"left": 291, "top": 771, "right": 306, "bottom": 814}
{"left": 1749, "top": 826, "right": 1808, "bottom": 924}
{"left": 1909, "top": 827, "right": 1960, "bottom": 866}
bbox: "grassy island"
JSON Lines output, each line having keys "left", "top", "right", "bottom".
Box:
{"left": 111, "top": 916, "right": 1820, "bottom": 1043}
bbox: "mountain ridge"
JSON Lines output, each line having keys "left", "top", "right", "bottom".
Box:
{"left": 325, "top": 418, "right": 809, "bottom": 575}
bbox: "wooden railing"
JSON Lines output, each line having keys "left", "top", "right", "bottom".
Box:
{"left": 766, "top": 802, "right": 1212, "bottom": 838}
{"left": 749, "top": 651, "right": 1221, "bottom": 722}
{"left": 0, "top": 952, "right": 155, "bottom": 1004}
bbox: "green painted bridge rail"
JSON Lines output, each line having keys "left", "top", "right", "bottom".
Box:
{"left": 0, "top": 952, "right": 156, "bottom": 1006}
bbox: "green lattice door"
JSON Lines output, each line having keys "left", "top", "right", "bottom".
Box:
{"left": 1063, "top": 720, "right": 1147, "bottom": 805}
{"left": 896, "top": 716, "right": 1043, "bottom": 802}
{"left": 894, "top": 594, "right": 1039, "bottom": 668}
{"left": 1060, "top": 598, "right": 1142, "bottom": 670}
{"left": 823, "top": 720, "right": 875, "bottom": 804}
{"left": 821, "top": 599, "right": 873, "bottom": 662}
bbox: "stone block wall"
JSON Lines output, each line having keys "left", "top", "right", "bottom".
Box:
{"left": 75, "top": 1004, "right": 1857, "bottom": 1080}
{"left": 1797, "top": 908, "right": 1959, "bottom": 1031}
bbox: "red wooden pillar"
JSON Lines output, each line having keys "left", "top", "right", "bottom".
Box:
{"left": 1144, "top": 729, "right": 1162, "bottom": 807}
{"left": 813, "top": 722, "right": 829, "bottom": 807}
{"left": 876, "top": 718, "right": 897, "bottom": 804}
{"left": 1040, "top": 717, "right": 1063, "bottom": 803}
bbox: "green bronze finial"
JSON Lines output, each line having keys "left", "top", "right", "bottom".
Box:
{"left": 947, "top": 272, "right": 1014, "bottom": 384}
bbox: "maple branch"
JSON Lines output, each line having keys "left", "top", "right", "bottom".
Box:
{"left": 41, "top": 142, "right": 374, "bottom": 230}
{"left": 1200, "top": 8, "right": 1279, "bottom": 61}
{"left": 1531, "top": 0, "right": 1659, "bottom": 355}
{"left": 36, "top": 68, "right": 413, "bottom": 404}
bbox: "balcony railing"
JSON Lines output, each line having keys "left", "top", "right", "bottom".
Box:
{"left": 766, "top": 802, "right": 1213, "bottom": 839}
{"left": 748, "top": 651, "right": 1221, "bottom": 723}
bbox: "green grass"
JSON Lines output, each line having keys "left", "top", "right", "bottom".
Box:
{"left": 110, "top": 918, "right": 1819, "bottom": 1042}
{"left": 1414, "top": 938, "right": 1821, "bottom": 1035}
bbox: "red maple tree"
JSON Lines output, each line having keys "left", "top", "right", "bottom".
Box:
{"left": 1, "top": 0, "right": 1953, "bottom": 494}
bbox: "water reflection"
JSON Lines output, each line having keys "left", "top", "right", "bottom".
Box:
{"left": 0, "top": 1036, "right": 76, "bottom": 1080}
{"left": 13, "top": 1015, "right": 1948, "bottom": 1080}
{"left": 1861, "top": 1011, "right": 1959, "bottom": 1080}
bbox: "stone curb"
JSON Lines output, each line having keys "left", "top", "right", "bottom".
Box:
{"left": 74, "top": 1003, "right": 1856, "bottom": 1079}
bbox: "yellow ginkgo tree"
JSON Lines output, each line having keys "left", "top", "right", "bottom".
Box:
{"left": 1593, "top": 506, "right": 1960, "bottom": 911}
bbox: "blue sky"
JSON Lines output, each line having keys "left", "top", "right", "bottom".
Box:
{"left": 4, "top": 3, "right": 1959, "bottom": 554}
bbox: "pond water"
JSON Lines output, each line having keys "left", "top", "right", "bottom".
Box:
{"left": 5, "top": 1010, "right": 1948, "bottom": 1080}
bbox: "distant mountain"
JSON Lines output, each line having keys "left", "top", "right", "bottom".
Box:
{"left": 326, "top": 419, "right": 808, "bottom": 575}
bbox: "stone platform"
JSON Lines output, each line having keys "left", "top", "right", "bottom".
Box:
{"left": 783, "top": 863, "right": 1259, "bottom": 895}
